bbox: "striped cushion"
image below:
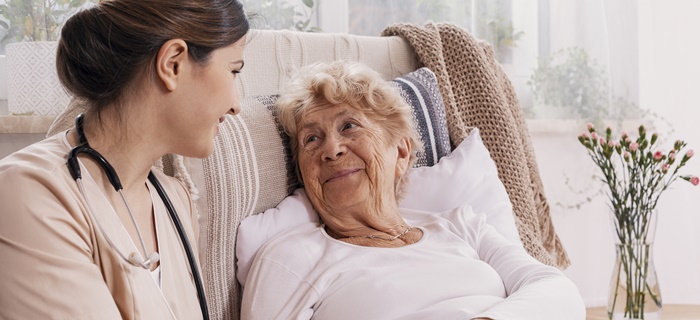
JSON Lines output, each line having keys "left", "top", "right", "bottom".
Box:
{"left": 200, "top": 67, "right": 451, "bottom": 319}
{"left": 393, "top": 67, "right": 452, "bottom": 167}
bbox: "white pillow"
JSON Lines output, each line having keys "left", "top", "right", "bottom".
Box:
{"left": 236, "top": 188, "right": 320, "bottom": 285}
{"left": 235, "top": 128, "right": 520, "bottom": 286}
{"left": 398, "top": 128, "right": 520, "bottom": 243}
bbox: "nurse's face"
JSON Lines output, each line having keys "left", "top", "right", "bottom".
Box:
{"left": 169, "top": 36, "right": 246, "bottom": 158}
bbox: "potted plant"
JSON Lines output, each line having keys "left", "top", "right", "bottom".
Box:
{"left": 483, "top": 16, "right": 524, "bottom": 64}
{"left": 0, "top": 0, "right": 94, "bottom": 116}
{"left": 526, "top": 47, "right": 612, "bottom": 124}
{"left": 240, "top": 0, "right": 321, "bottom": 32}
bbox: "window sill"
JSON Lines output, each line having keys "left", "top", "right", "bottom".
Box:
{"left": 527, "top": 119, "right": 583, "bottom": 134}
{"left": 0, "top": 116, "right": 637, "bottom": 135}
{"left": 526, "top": 119, "right": 648, "bottom": 135}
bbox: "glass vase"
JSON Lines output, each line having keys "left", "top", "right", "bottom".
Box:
{"left": 607, "top": 242, "right": 662, "bottom": 320}
{"left": 607, "top": 205, "right": 662, "bottom": 320}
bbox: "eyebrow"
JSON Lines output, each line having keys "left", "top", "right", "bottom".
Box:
{"left": 299, "top": 109, "right": 353, "bottom": 131}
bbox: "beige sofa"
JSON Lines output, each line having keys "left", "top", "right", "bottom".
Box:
{"left": 49, "top": 26, "right": 568, "bottom": 320}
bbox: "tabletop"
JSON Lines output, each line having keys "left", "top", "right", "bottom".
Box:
{"left": 586, "top": 304, "right": 700, "bottom": 320}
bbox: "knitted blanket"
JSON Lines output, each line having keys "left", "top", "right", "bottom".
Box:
{"left": 382, "top": 22, "right": 570, "bottom": 268}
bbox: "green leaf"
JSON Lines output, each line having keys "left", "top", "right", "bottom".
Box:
{"left": 302, "top": 0, "right": 314, "bottom": 9}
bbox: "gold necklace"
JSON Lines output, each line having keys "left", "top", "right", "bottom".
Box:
{"left": 361, "top": 226, "right": 413, "bottom": 241}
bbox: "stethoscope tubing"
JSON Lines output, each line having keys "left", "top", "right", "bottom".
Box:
{"left": 67, "top": 114, "right": 209, "bottom": 319}
{"left": 148, "top": 171, "right": 209, "bottom": 319}
{"left": 75, "top": 177, "right": 138, "bottom": 265}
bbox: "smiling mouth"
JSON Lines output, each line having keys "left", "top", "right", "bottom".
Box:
{"left": 324, "top": 168, "right": 361, "bottom": 184}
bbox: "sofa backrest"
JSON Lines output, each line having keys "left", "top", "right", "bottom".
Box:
{"left": 234, "top": 29, "right": 419, "bottom": 97}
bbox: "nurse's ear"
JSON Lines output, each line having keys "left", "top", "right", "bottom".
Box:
{"left": 156, "top": 39, "right": 189, "bottom": 91}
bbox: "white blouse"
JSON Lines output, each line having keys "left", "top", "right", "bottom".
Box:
{"left": 241, "top": 206, "right": 585, "bottom": 320}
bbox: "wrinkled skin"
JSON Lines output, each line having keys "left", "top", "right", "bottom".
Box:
{"left": 296, "top": 103, "right": 413, "bottom": 240}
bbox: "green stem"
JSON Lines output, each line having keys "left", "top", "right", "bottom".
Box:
{"left": 613, "top": 243, "right": 661, "bottom": 319}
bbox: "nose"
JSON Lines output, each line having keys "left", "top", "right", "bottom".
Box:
{"left": 228, "top": 98, "right": 241, "bottom": 116}
{"left": 322, "top": 134, "right": 346, "bottom": 161}
{"left": 229, "top": 85, "right": 241, "bottom": 116}
{"left": 227, "top": 106, "right": 239, "bottom": 116}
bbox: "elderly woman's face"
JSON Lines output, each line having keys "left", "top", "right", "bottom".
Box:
{"left": 296, "top": 103, "right": 410, "bottom": 215}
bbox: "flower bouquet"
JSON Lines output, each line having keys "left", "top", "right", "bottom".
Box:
{"left": 578, "top": 123, "right": 697, "bottom": 320}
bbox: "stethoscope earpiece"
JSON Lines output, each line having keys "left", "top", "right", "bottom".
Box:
{"left": 148, "top": 252, "right": 161, "bottom": 265}
{"left": 127, "top": 251, "right": 161, "bottom": 269}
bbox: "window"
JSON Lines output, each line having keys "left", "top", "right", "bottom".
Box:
{"left": 339, "top": 0, "right": 640, "bottom": 125}
{"left": 0, "top": 0, "right": 96, "bottom": 54}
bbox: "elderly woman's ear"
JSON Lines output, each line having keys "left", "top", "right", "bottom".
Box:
{"left": 394, "top": 136, "right": 412, "bottom": 178}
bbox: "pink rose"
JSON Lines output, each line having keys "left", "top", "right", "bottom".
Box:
{"left": 653, "top": 151, "right": 663, "bottom": 161}
{"left": 625, "top": 137, "right": 632, "bottom": 143}
{"left": 662, "top": 164, "right": 669, "bottom": 173}
{"left": 621, "top": 131, "right": 628, "bottom": 138}
{"left": 581, "top": 133, "right": 589, "bottom": 139}
{"left": 608, "top": 140, "right": 615, "bottom": 147}
{"left": 623, "top": 152, "right": 631, "bottom": 161}
{"left": 600, "top": 138, "right": 606, "bottom": 146}
{"left": 591, "top": 132, "right": 598, "bottom": 140}
{"left": 669, "top": 151, "right": 676, "bottom": 160}
{"left": 587, "top": 123, "right": 594, "bottom": 131}
{"left": 691, "top": 176, "right": 699, "bottom": 186}
{"left": 687, "top": 149, "right": 695, "bottom": 158}
{"left": 630, "top": 142, "right": 639, "bottom": 151}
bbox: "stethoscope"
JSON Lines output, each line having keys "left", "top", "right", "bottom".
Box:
{"left": 67, "top": 114, "right": 209, "bottom": 319}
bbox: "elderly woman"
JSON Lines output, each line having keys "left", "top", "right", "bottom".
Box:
{"left": 240, "top": 61, "right": 585, "bottom": 320}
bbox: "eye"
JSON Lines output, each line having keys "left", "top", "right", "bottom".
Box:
{"left": 231, "top": 69, "right": 241, "bottom": 76}
{"left": 305, "top": 135, "right": 318, "bottom": 144}
{"left": 342, "top": 122, "right": 357, "bottom": 130}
